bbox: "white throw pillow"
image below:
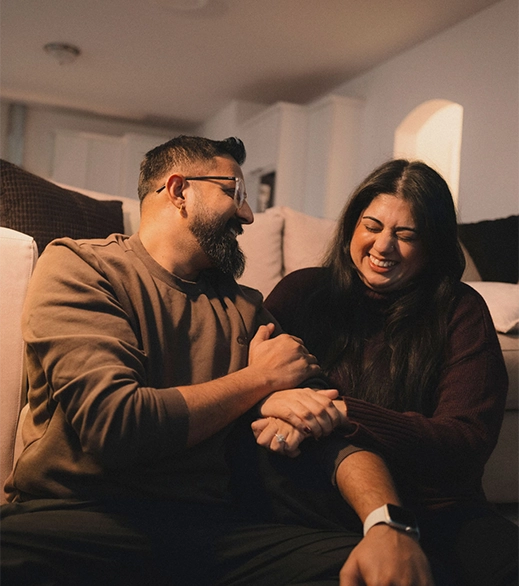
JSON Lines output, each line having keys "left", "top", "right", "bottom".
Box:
{"left": 281, "top": 206, "right": 338, "bottom": 275}
{"left": 237, "top": 207, "right": 284, "bottom": 297}
{"left": 466, "top": 281, "right": 519, "bottom": 334}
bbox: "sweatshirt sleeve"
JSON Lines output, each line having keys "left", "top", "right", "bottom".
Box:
{"left": 22, "top": 240, "right": 190, "bottom": 468}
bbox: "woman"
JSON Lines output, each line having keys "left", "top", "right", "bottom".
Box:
{"left": 256, "top": 160, "right": 517, "bottom": 586}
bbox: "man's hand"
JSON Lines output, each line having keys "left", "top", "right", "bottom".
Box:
{"left": 175, "top": 323, "right": 323, "bottom": 447}
{"left": 335, "top": 451, "right": 435, "bottom": 586}
{"left": 258, "top": 389, "right": 346, "bottom": 438}
{"left": 340, "top": 524, "right": 434, "bottom": 586}
{"left": 248, "top": 324, "right": 321, "bottom": 392}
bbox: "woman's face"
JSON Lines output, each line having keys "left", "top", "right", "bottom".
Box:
{"left": 350, "top": 193, "right": 427, "bottom": 293}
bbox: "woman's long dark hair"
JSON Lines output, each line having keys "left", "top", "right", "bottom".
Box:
{"left": 309, "top": 160, "right": 466, "bottom": 414}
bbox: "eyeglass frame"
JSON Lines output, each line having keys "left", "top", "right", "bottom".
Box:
{"left": 156, "top": 176, "right": 247, "bottom": 209}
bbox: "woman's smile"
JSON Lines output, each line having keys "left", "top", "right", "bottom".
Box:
{"left": 368, "top": 254, "right": 398, "bottom": 270}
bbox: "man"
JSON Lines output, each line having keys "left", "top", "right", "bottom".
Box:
{"left": 1, "top": 136, "right": 434, "bottom": 585}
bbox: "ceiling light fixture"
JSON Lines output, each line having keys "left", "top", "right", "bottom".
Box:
{"left": 44, "top": 42, "right": 81, "bottom": 65}
{"left": 174, "top": 0, "right": 210, "bottom": 9}
{"left": 150, "top": 0, "right": 210, "bottom": 11}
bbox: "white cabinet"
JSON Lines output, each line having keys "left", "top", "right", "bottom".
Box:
{"left": 240, "top": 102, "right": 307, "bottom": 212}
{"left": 52, "top": 131, "right": 170, "bottom": 200}
{"left": 52, "top": 131, "right": 123, "bottom": 196}
{"left": 304, "top": 95, "right": 364, "bottom": 219}
{"left": 238, "top": 96, "right": 364, "bottom": 219}
{"left": 51, "top": 96, "right": 365, "bottom": 216}
{"left": 118, "top": 133, "right": 171, "bottom": 200}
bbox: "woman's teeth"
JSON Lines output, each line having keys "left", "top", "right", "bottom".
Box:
{"left": 370, "top": 255, "right": 396, "bottom": 268}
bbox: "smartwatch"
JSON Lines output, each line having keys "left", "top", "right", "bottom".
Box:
{"left": 363, "top": 504, "right": 420, "bottom": 539}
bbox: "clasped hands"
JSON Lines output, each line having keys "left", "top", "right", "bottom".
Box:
{"left": 248, "top": 323, "right": 347, "bottom": 457}
{"left": 253, "top": 388, "right": 347, "bottom": 457}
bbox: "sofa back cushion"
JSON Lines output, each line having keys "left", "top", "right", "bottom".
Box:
{"left": 458, "top": 216, "right": 518, "bottom": 283}
{"left": 281, "top": 206, "right": 337, "bottom": 275}
{"left": 237, "top": 207, "right": 284, "bottom": 297}
{"left": 237, "top": 206, "right": 338, "bottom": 298}
{"left": 55, "top": 182, "right": 141, "bottom": 236}
{"left": 1, "top": 160, "right": 125, "bottom": 255}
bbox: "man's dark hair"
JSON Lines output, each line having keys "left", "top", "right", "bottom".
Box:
{"left": 137, "top": 135, "right": 246, "bottom": 202}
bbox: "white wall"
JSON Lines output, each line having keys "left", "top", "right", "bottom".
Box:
{"left": 331, "top": 0, "right": 518, "bottom": 223}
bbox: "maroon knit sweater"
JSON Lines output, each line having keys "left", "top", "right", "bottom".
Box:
{"left": 265, "top": 267, "right": 508, "bottom": 512}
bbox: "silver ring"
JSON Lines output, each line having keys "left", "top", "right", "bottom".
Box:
{"left": 275, "top": 433, "right": 286, "bottom": 443}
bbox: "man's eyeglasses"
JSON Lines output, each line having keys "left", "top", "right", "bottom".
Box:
{"left": 156, "top": 176, "right": 247, "bottom": 209}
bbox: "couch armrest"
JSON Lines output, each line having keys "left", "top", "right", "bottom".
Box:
{"left": 0, "top": 228, "right": 38, "bottom": 503}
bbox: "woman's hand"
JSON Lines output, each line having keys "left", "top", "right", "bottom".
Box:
{"left": 252, "top": 392, "right": 349, "bottom": 456}
{"left": 259, "top": 388, "right": 347, "bottom": 438}
{"left": 251, "top": 416, "right": 307, "bottom": 457}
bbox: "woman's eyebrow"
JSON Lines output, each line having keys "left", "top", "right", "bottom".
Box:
{"left": 395, "top": 225, "right": 419, "bottom": 233}
{"left": 362, "top": 215, "right": 383, "bottom": 225}
{"left": 363, "top": 215, "right": 418, "bottom": 232}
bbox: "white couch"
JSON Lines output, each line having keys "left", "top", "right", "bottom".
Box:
{"left": 1, "top": 192, "right": 517, "bottom": 505}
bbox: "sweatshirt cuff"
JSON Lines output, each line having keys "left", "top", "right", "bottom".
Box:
{"left": 159, "top": 387, "right": 190, "bottom": 450}
{"left": 319, "top": 435, "right": 366, "bottom": 486}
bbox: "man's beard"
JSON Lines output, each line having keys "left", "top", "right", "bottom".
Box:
{"left": 189, "top": 207, "right": 246, "bottom": 279}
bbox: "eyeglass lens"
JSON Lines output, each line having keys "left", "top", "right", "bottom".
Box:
{"left": 235, "top": 178, "right": 246, "bottom": 209}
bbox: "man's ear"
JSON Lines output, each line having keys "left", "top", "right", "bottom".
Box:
{"left": 164, "top": 174, "right": 185, "bottom": 210}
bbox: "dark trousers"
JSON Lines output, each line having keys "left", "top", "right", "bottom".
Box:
{"left": 1, "top": 498, "right": 362, "bottom": 586}
{"left": 230, "top": 441, "right": 518, "bottom": 586}
{"left": 418, "top": 504, "right": 519, "bottom": 586}
{"left": 2, "top": 498, "right": 515, "bottom": 586}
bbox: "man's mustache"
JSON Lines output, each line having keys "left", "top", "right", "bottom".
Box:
{"left": 225, "top": 218, "right": 243, "bottom": 237}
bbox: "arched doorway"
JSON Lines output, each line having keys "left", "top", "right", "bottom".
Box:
{"left": 394, "top": 99, "right": 463, "bottom": 206}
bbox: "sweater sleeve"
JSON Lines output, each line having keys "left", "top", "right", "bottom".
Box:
{"left": 343, "top": 285, "right": 508, "bottom": 485}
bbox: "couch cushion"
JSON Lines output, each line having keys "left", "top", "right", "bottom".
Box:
{"left": 458, "top": 216, "right": 518, "bottom": 283}
{"left": 281, "top": 206, "right": 337, "bottom": 275}
{"left": 460, "top": 243, "right": 482, "bottom": 281}
{"left": 237, "top": 207, "right": 284, "bottom": 297}
{"left": 55, "top": 182, "right": 141, "bottom": 236}
{"left": 1, "top": 160, "right": 124, "bottom": 254}
{"left": 465, "top": 282, "right": 519, "bottom": 334}
{"left": 497, "top": 333, "right": 519, "bottom": 410}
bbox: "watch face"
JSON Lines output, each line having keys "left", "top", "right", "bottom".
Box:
{"left": 386, "top": 504, "right": 417, "bottom": 527}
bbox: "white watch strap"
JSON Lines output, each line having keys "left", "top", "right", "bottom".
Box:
{"left": 363, "top": 504, "right": 389, "bottom": 537}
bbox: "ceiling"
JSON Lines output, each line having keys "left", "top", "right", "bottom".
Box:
{"left": 0, "top": 0, "right": 502, "bottom": 129}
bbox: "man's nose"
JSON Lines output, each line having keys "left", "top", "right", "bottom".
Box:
{"left": 237, "top": 200, "right": 254, "bottom": 225}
